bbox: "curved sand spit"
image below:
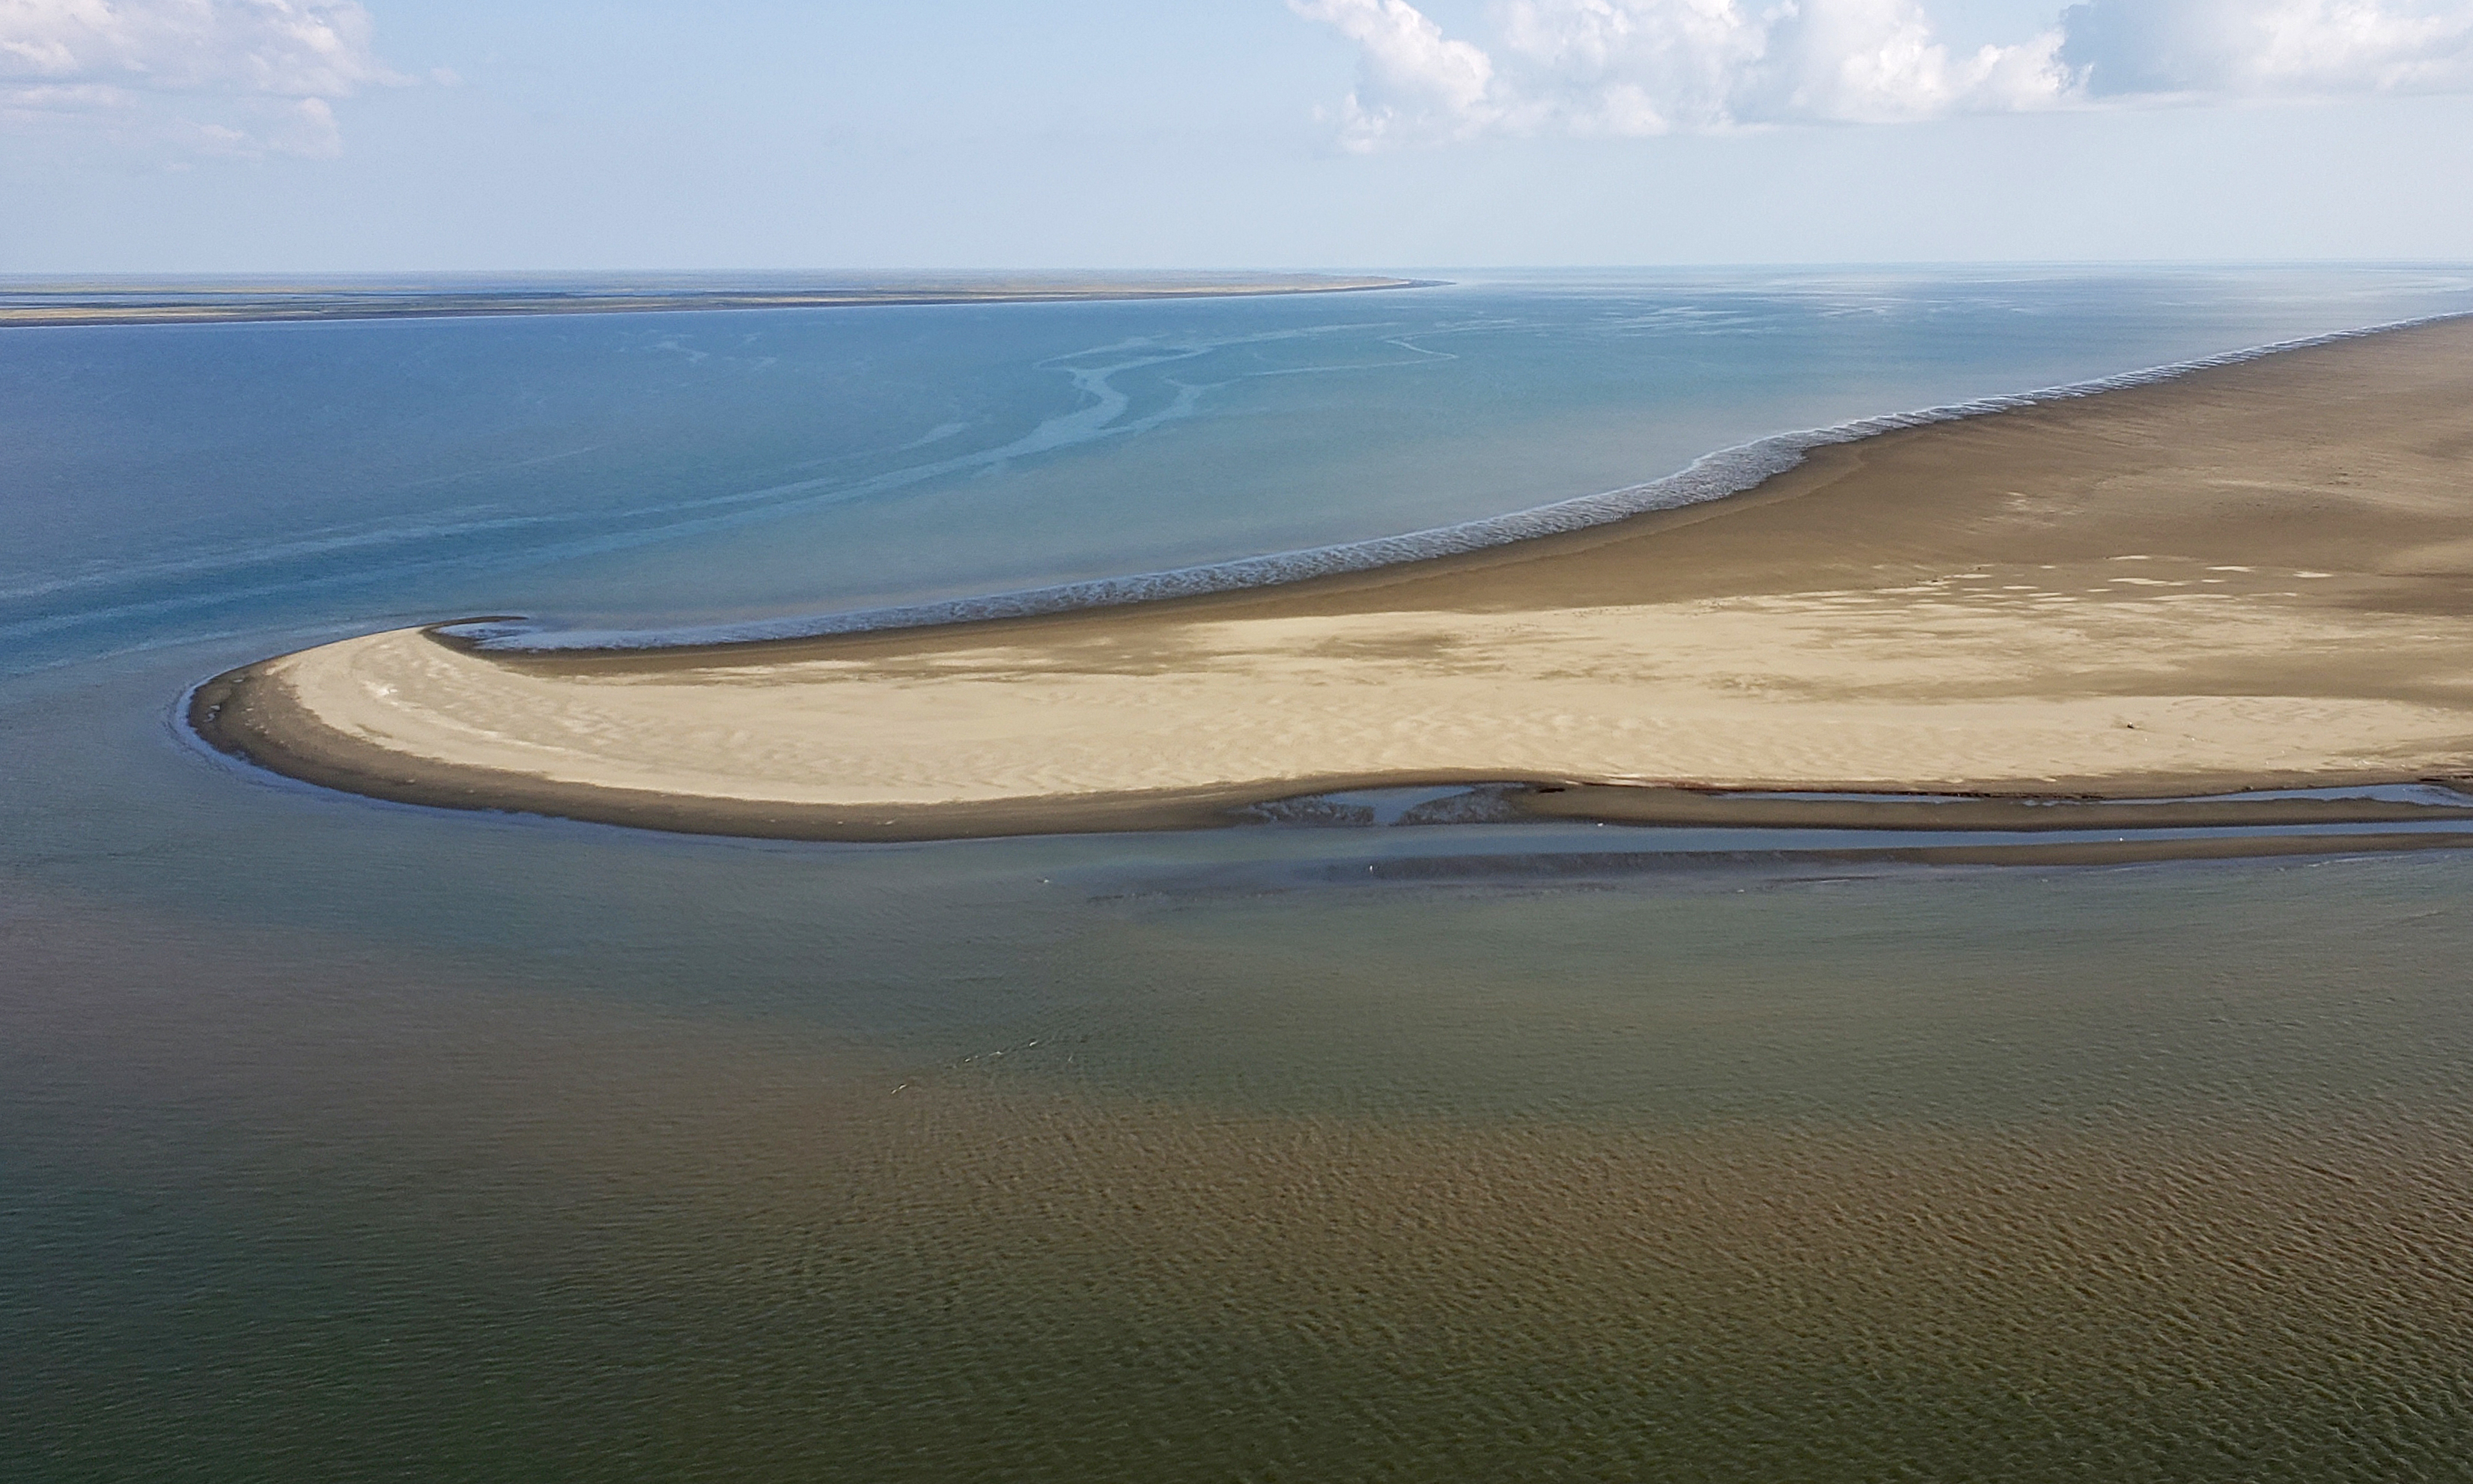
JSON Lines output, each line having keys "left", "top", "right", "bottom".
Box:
{"left": 194, "top": 317, "right": 2473, "bottom": 842}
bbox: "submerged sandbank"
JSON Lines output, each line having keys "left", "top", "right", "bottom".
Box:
{"left": 192, "top": 316, "right": 2473, "bottom": 843}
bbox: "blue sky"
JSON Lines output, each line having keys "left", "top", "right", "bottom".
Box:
{"left": 4, "top": 0, "right": 2471, "bottom": 272}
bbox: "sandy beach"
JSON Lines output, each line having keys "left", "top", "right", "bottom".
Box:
{"left": 192, "top": 315, "right": 2473, "bottom": 841}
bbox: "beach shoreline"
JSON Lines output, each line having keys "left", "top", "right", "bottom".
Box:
{"left": 189, "top": 663, "right": 2473, "bottom": 847}
{"left": 439, "top": 308, "right": 2472, "bottom": 656}
{"left": 189, "top": 314, "right": 2473, "bottom": 848}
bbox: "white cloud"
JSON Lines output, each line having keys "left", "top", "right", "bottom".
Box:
{"left": 1293, "top": 0, "right": 2075, "bottom": 145}
{"left": 0, "top": 0, "right": 398, "bottom": 159}
{"left": 2060, "top": 0, "right": 2473, "bottom": 97}
{"left": 1294, "top": 0, "right": 2473, "bottom": 148}
{"left": 1289, "top": 0, "right": 1502, "bottom": 147}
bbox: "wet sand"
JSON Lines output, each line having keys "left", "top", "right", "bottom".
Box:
{"left": 192, "top": 315, "right": 2473, "bottom": 842}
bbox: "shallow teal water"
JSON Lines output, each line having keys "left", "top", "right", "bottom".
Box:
{"left": 6, "top": 269, "right": 2473, "bottom": 1480}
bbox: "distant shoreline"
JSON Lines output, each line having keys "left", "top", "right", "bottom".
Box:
{"left": 0, "top": 275, "right": 1435, "bottom": 329}
{"left": 192, "top": 315, "right": 2473, "bottom": 848}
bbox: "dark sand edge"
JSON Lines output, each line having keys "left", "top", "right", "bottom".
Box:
{"left": 430, "top": 412, "right": 1983, "bottom": 675}
{"left": 1357, "top": 833, "right": 2473, "bottom": 878}
{"left": 188, "top": 665, "right": 2473, "bottom": 854}
{"left": 444, "top": 310, "right": 2473, "bottom": 671}
{"left": 186, "top": 311, "right": 2473, "bottom": 853}
{"left": 3, "top": 277, "right": 1435, "bottom": 329}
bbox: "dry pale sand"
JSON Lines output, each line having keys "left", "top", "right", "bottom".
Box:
{"left": 192, "top": 317, "right": 2473, "bottom": 840}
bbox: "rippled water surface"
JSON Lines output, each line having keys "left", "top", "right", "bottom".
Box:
{"left": 6, "top": 269, "right": 2473, "bottom": 1480}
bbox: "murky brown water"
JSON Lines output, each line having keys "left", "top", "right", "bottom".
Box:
{"left": 10, "top": 672, "right": 2473, "bottom": 1482}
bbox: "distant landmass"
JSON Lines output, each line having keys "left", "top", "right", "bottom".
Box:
{"left": 0, "top": 273, "right": 1433, "bottom": 327}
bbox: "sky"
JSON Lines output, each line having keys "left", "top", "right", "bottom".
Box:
{"left": 2, "top": 0, "right": 2471, "bottom": 272}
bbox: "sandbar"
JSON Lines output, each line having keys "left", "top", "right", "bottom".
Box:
{"left": 192, "top": 317, "right": 2473, "bottom": 844}
{"left": 1, "top": 274, "right": 1427, "bottom": 329}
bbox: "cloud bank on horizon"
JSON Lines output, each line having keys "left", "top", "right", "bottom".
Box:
{"left": 7, "top": 0, "right": 2473, "bottom": 168}
{"left": 0, "top": 0, "right": 401, "bottom": 158}
{"left": 1292, "top": 0, "right": 2473, "bottom": 148}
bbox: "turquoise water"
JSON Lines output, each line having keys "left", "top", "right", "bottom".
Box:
{"left": 7, "top": 268, "right": 2473, "bottom": 1480}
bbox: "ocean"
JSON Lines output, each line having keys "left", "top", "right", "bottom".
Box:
{"left": 7, "top": 267, "right": 2473, "bottom": 1480}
